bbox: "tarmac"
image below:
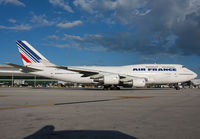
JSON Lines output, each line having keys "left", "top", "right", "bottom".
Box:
{"left": 0, "top": 87, "right": 200, "bottom": 139}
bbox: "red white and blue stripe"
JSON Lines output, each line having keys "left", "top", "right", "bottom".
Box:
{"left": 16, "top": 40, "right": 41, "bottom": 63}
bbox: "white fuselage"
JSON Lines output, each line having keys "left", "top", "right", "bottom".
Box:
{"left": 31, "top": 64, "right": 197, "bottom": 85}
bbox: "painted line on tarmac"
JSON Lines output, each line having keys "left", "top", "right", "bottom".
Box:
{"left": 54, "top": 99, "right": 112, "bottom": 106}
{"left": 0, "top": 95, "right": 8, "bottom": 97}
{"left": 0, "top": 96, "right": 152, "bottom": 111}
{"left": 0, "top": 104, "right": 54, "bottom": 110}
{"left": 119, "top": 96, "right": 152, "bottom": 99}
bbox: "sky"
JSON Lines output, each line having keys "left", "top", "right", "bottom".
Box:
{"left": 0, "top": 0, "right": 200, "bottom": 77}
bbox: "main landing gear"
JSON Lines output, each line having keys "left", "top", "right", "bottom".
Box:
{"left": 174, "top": 83, "right": 181, "bottom": 90}
{"left": 103, "top": 85, "right": 120, "bottom": 90}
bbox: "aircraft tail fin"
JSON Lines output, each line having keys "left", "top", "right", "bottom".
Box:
{"left": 16, "top": 40, "right": 55, "bottom": 67}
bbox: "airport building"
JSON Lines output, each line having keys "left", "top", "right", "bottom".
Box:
{"left": 0, "top": 65, "right": 91, "bottom": 88}
{"left": 0, "top": 65, "right": 58, "bottom": 87}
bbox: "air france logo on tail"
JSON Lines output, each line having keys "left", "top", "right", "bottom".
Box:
{"left": 16, "top": 40, "right": 42, "bottom": 64}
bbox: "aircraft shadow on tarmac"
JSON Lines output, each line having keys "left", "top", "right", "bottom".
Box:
{"left": 23, "top": 125, "right": 137, "bottom": 139}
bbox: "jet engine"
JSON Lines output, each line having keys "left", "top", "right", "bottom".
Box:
{"left": 132, "top": 78, "right": 146, "bottom": 87}
{"left": 93, "top": 74, "right": 120, "bottom": 85}
{"left": 92, "top": 74, "right": 146, "bottom": 87}
{"left": 123, "top": 78, "right": 146, "bottom": 88}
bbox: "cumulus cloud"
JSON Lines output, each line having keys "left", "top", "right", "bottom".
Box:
{"left": 8, "top": 19, "right": 16, "bottom": 23}
{"left": 62, "top": 34, "right": 107, "bottom": 51}
{"left": 57, "top": 20, "right": 82, "bottom": 28}
{"left": 43, "top": 43, "right": 71, "bottom": 49}
{"left": 72, "top": 0, "right": 200, "bottom": 56}
{"left": 48, "top": 35, "right": 59, "bottom": 40}
{"left": 0, "top": 0, "right": 25, "bottom": 7}
{"left": 49, "top": 0, "right": 73, "bottom": 13}
{"left": 62, "top": 33, "right": 164, "bottom": 54}
{"left": 132, "top": 0, "right": 200, "bottom": 56}
{"left": 73, "top": 0, "right": 149, "bottom": 17}
{"left": 63, "top": 34, "right": 83, "bottom": 41}
{"left": 0, "top": 24, "right": 31, "bottom": 31}
{"left": 31, "top": 14, "right": 55, "bottom": 26}
{"left": 53, "top": 44, "right": 71, "bottom": 48}
{"left": 73, "top": 0, "right": 96, "bottom": 14}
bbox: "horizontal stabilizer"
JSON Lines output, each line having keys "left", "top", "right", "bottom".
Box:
{"left": 5, "top": 63, "right": 42, "bottom": 73}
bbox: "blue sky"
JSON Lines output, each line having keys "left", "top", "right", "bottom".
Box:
{"left": 0, "top": 0, "right": 200, "bottom": 77}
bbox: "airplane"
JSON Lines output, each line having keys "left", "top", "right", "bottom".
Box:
{"left": 6, "top": 40, "right": 198, "bottom": 90}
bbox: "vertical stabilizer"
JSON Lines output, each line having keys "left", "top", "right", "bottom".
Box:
{"left": 16, "top": 40, "right": 54, "bottom": 67}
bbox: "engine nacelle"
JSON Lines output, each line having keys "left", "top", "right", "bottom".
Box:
{"left": 123, "top": 78, "right": 146, "bottom": 88}
{"left": 132, "top": 78, "right": 146, "bottom": 87}
{"left": 103, "top": 74, "right": 120, "bottom": 85}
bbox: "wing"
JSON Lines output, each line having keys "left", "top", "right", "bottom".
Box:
{"left": 56, "top": 66, "right": 100, "bottom": 77}
{"left": 56, "top": 66, "right": 147, "bottom": 81}
{"left": 6, "top": 63, "right": 42, "bottom": 73}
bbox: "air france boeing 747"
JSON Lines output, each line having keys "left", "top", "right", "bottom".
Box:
{"left": 7, "top": 40, "right": 197, "bottom": 90}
